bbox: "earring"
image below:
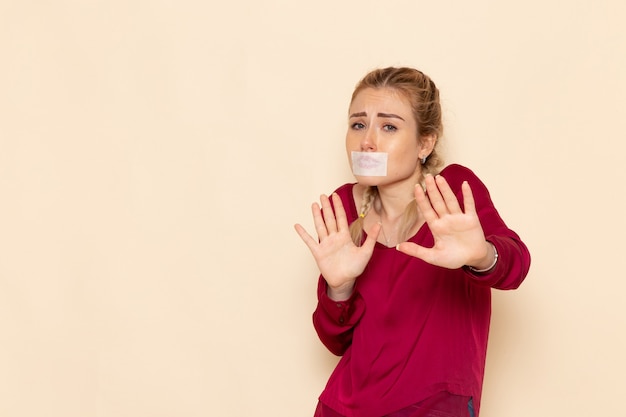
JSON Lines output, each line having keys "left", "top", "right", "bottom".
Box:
{"left": 421, "top": 156, "right": 427, "bottom": 165}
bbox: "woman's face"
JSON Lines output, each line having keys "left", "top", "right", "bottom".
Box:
{"left": 346, "top": 87, "right": 431, "bottom": 188}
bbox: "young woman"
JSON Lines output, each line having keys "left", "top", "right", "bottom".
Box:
{"left": 294, "top": 67, "right": 531, "bottom": 417}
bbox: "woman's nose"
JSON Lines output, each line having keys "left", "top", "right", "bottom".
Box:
{"left": 360, "top": 129, "right": 377, "bottom": 151}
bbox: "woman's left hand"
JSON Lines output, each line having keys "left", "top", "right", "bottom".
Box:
{"left": 396, "top": 175, "right": 494, "bottom": 270}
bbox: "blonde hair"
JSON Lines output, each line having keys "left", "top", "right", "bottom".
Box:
{"left": 349, "top": 67, "right": 444, "bottom": 246}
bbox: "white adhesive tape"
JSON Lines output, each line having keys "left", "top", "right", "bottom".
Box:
{"left": 351, "top": 151, "right": 388, "bottom": 176}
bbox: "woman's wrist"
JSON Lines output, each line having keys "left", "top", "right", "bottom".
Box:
{"left": 327, "top": 282, "right": 355, "bottom": 301}
{"left": 467, "top": 241, "right": 498, "bottom": 274}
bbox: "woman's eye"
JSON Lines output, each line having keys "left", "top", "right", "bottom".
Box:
{"left": 351, "top": 122, "right": 365, "bottom": 130}
{"left": 382, "top": 124, "right": 397, "bottom": 132}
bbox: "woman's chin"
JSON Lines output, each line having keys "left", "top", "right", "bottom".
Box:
{"left": 354, "top": 175, "right": 386, "bottom": 186}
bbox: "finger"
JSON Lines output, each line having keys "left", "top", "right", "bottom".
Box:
{"left": 331, "top": 193, "right": 349, "bottom": 232}
{"left": 311, "top": 202, "right": 328, "bottom": 239}
{"left": 320, "top": 194, "right": 338, "bottom": 234}
{"left": 294, "top": 223, "right": 319, "bottom": 253}
{"left": 424, "top": 174, "right": 448, "bottom": 216}
{"left": 435, "top": 175, "right": 462, "bottom": 214}
{"left": 461, "top": 181, "right": 477, "bottom": 215}
{"left": 395, "top": 241, "right": 430, "bottom": 262}
{"left": 361, "top": 221, "right": 382, "bottom": 253}
{"left": 414, "top": 182, "right": 438, "bottom": 224}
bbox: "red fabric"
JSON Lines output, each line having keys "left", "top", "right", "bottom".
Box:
{"left": 312, "top": 165, "right": 531, "bottom": 417}
{"left": 315, "top": 392, "right": 472, "bottom": 417}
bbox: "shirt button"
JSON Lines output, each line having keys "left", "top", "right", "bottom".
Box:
{"left": 336, "top": 303, "right": 343, "bottom": 308}
{"left": 338, "top": 316, "right": 345, "bottom": 324}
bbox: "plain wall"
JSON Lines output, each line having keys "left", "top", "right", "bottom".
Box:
{"left": 1, "top": 1, "right": 625, "bottom": 416}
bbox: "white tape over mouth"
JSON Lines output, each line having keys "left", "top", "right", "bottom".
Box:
{"left": 351, "top": 151, "right": 388, "bottom": 176}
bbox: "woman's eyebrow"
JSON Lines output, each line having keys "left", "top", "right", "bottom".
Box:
{"left": 377, "top": 113, "right": 405, "bottom": 121}
{"left": 348, "top": 111, "right": 405, "bottom": 121}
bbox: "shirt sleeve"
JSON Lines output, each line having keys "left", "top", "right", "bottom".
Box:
{"left": 465, "top": 234, "right": 530, "bottom": 289}
{"left": 442, "top": 164, "right": 531, "bottom": 290}
{"left": 312, "top": 276, "right": 366, "bottom": 356}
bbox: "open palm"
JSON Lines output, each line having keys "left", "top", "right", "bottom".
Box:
{"left": 396, "top": 175, "right": 490, "bottom": 269}
{"left": 294, "top": 193, "right": 381, "bottom": 299}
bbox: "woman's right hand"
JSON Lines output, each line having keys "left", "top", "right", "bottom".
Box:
{"left": 294, "top": 193, "right": 381, "bottom": 301}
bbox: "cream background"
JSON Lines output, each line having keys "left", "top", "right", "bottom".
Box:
{"left": 1, "top": 1, "right": 625, "bottom": 416}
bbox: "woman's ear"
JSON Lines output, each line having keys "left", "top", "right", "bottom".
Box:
{"left": 419, "top": 134, "right": 437, "bottom": 160}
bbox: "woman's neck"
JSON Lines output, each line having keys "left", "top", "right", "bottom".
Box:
{"left": 375, "top": 174, "right": 422, "bottom": 220}
{"left": 375, "top": 191, "right": 412, "bottom": 221}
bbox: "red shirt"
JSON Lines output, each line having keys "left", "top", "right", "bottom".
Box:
{"left": 313, "top": 164, "right": 531, "bottom": 417}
